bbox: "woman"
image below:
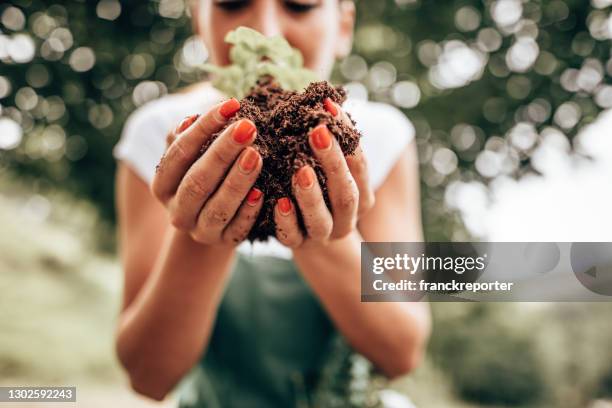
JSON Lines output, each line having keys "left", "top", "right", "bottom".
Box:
{"left": 113, "top": 0, "right": 431, "bottom": 406}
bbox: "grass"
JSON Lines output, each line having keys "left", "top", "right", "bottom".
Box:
{"left": 0, "top": 177, "right": 174, "bottom": 406}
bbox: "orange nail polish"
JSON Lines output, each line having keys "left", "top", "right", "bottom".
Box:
{"left": 297, "top": 166, "right": 315, "bottom": 189}
{"left": 278, "top": 197, "right": 292, "bottom": 215}
{"left": 310, "top": 124, "right": 332, "bottom": 150}
{"left": 239, "top": 147, "right": 259, "bottom": 173}
{"left": 233, "top": 120, "right": 257, "bottom": 144}
{"left": 219, "top": 98, "right": 240, "bottom": 119}
{"left": 324, "top": 98, "right": 338, "bottom": 117}
{"left": 176, "top": 114, "right": 199, "bottom": 134}
{"left": 246, "top": 188, "right": 263, "bottom": 205}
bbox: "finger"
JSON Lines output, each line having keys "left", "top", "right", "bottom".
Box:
{"left": 169, "top": 119, "right": 257, "bottom": 230}
{"left": 293, "top": 166, "right": 333, "bottom": 242}
{"left": 166, "top": 130, "right": 176, "bottom": 148}
{"left": 161, "top": 115, "right": 200, "bottom": 179}
{"left": 324, "top": 100, "right": 371, "bottom": 217}
{"left": 346, "top": 145, "right": 375, "bottom": 217}
{"left": 152, "top": 98, "right": 241, "bottom": 203}
{"left": 223, "top": 188, "right": 264, "bottom": 245}
{"left": 308, "top": 125, "right": 358, "bottom": 238}
{"left": 324, "top": 98, "right": 353, "bottom": 128}
{"left": 166, "top": 114, "right": 199, "bottom": 148}
{"left": 274, "top": 197, "right": 304, "bottom": 248}
{"left": 191, "top": 146, "right": 262, "bottom": 243}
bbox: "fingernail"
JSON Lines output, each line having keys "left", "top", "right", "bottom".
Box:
{"left": 323, "top": 98, "right": 338, "bottom": 117}
{"left": 297, "top": 166, "right": 315, "bottom": 190}
{"left": 246, "top": 188, "right": 263, "bottom": 206}
{"left": 233, "top": 119, "right": 257, "bottom": 144}
{"left": 238, "top": 147, "right": 259, "bottom": 174}
{"left": 310, "top": 124, "right": 332, "bottom": 150}
{"left": 278, "top": 197, "right": 292, "bottom": 215}
{"left": 176, "top": 114, "right": 199, "bottom": 134}
{"left": 219, "top": 98, "right": 241, "bottom": 119}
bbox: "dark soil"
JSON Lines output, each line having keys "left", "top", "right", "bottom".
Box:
{"left": 202, "top": 77, "right": 361, "bottom": 241}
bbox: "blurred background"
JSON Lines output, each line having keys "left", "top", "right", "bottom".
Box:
{"left": 1, "top": 0, "right": 612, "bottom": 406}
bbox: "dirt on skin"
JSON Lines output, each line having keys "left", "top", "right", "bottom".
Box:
{"left": 201, "top": 77, "right": 361, "bottom": 241}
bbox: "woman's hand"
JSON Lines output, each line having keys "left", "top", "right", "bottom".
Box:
{"left": 274, "top": 99, "right": 375, "bottom": 249}
{"left": 151, "top": 99, "right": 265, "bottom": 246}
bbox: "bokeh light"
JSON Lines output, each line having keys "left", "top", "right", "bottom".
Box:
{"left": 0, "top": 117, "right": 22, "bottom": 150}
{"left": 1, "top": 6, "right": 25, "bottom": 31}
{"left": 506, "top": 37, "right": 539, "bottom": 72}
{"left": 159, "top": 0, "right": 185, "bottom": 19}
{"left": 340, "top": 55, "right": 368, "bottom": 81}
{"left": 96, "top": 0, "right": 122, "bottom": 21}
{"left": 0, "top": 76, "right": 12, "bottom": 99}
{"left": 180, "top": 36, "right": 209, "bottom": 69}
{"left": 455, "top": 6, "right": 481, "bottom": 32}
{"left": 429, "top": 41, "right": 487, "bottom": 89}
{"left": 491, "top": 0, "right": 523, "bottom": 28}
{"left": 69, "top": 47, "right": 95, "bottom": 72}
{"left": 553, "top": 101, "right": 582, "bottom": 129}
{"left": 7, "top": 34, "right": 35, "bottom": 63}
{"left": 391, "top": 81, "right": 421, "bottom": 109}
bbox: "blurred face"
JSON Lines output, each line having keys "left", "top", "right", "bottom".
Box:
{"left": 193, "top": 0, "right": 355, "bottom": 79}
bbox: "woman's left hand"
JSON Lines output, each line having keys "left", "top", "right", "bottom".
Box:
{"left": 274, "top": 99, "right": 375, "bottom": 249}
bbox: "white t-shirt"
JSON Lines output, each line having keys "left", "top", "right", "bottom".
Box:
{"left": 114, "top": 83, "right": 415, "bottom": 259}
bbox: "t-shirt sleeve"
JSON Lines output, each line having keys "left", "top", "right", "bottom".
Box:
{"left": 344, "top": 100, "right": 416, "bottom": 191}
{"left": 113, "top": 100, "right": 170, "bottom": 185}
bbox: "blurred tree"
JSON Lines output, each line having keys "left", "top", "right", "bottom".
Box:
{"left": 429, "top": 304, "right": 546, "bottom": 405}
{"left": 599, "top": 368, "right": 612, "bottom": 399}
{"left": 345, "top": 0, "right": 611, "bottom": 240}
{"left": 0, "top": 0, "right": 199, "bottom": 221}
{"left": 0, "top": 0, "right": 610, "bottom": 236}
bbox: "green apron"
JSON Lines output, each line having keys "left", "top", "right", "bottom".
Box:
{"left": 178, "top": 254, "right": 354, "bottom": 408}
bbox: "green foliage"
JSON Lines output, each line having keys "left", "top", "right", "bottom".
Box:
{"left": 202, "top": 26, "right": 319, "bottom": 98}
{"left": 0, "top": 172, "right": 121, "bottom": 382}
{"left": 0, "top": 1, "right": 196, "bottom": 221}
{"left": 599, "top": 368, "right": 612, "bottom": 399}
{"left": 346, "top": 0, "right": 611, "bottom": 241}
{"left": 430, "top": 304, "right": 546, "bottom": 405}
{"left": 1, "top": 0, "right": 610, "bottom": 239}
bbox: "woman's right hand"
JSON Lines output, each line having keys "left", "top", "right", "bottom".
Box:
{"left": 151, "top": 99, "right": 264, "bottom": 246}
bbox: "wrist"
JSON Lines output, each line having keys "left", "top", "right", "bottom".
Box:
{"left": 293, "top": 231, "right": 361, "bottom": 258}
{"left": 171, "top": 228, "right": 236, "bottom": 258}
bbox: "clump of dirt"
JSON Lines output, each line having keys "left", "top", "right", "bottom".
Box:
{"left": 202, "top": 77, "right": 361, "bottom": 241}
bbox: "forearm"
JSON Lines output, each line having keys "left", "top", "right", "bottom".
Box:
{"left": 116, "top": 228, "right": 235, "bottom": 399}
{"left": 292, "top": 233, "right": 430, "bottom": 378}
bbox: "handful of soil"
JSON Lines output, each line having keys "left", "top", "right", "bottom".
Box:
{"left": 201, "top": 27, "right": 361, "bottom": 241}
{"left": 203, "top": 77, "right": 361, "bottom": 241}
